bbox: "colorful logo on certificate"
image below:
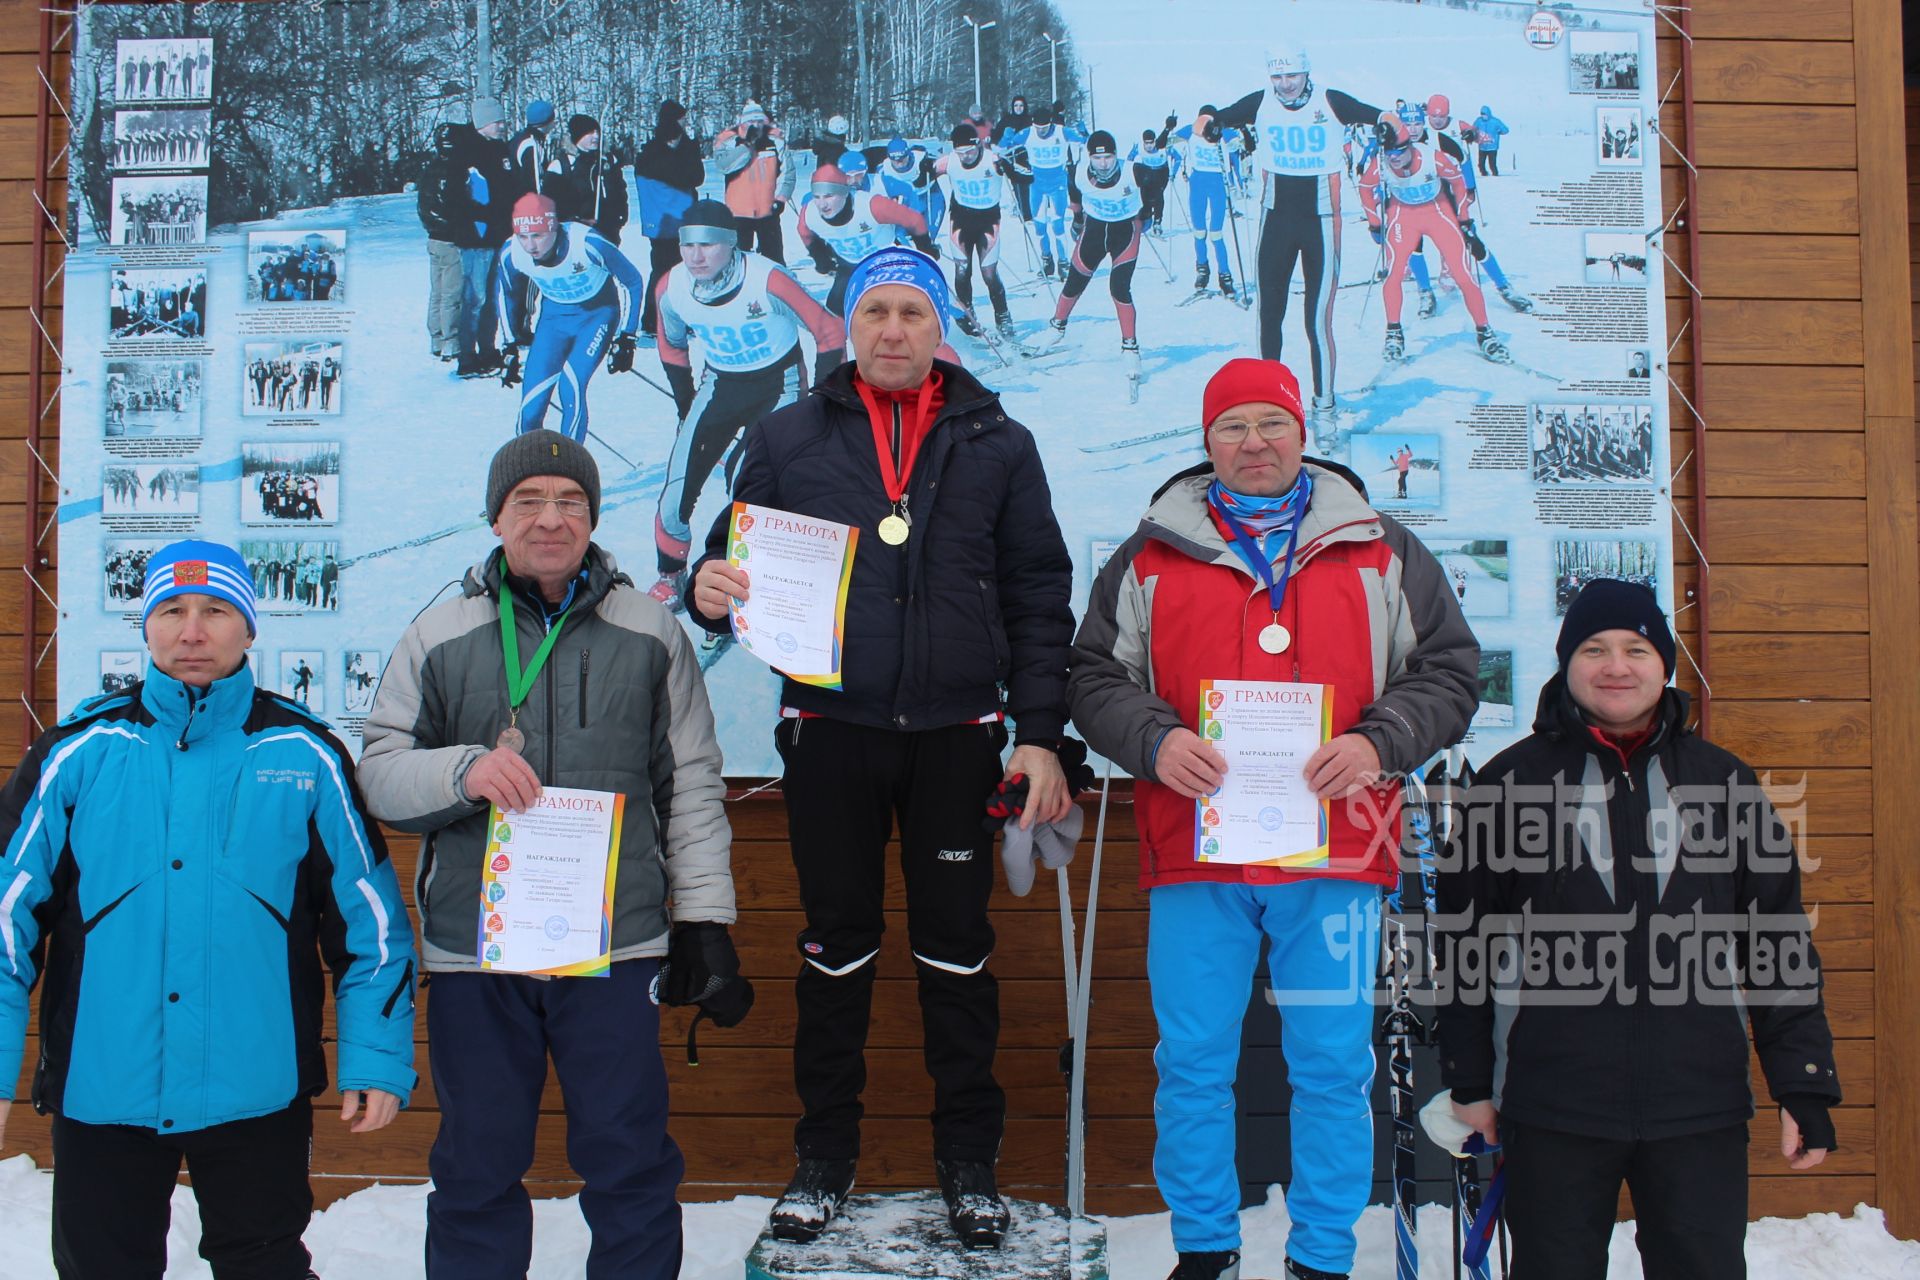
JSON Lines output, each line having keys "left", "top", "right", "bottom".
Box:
{"left": 1206, "top": 721, "right": 1224, "bottom": 740}
{"left": 1203, "top": 807, "right": 1221, "bottom": 827}
{"left": 491, "top": 853, "right": 511, "bottom": 872}
{"left": 1259, "top": 806, "right": 1283, "bottom": 831}
{"left": 487, "top": 881, "right": 506, "bottom": 903}
{"left": 487, "top": 913, "right": 505, "bottom": 932}
{"left": 1207, "top": 690, "right": 1224, "bottom": 710}
{"left": 494, "top": 821, "right": 513, "bottom": 842}
{"left": 737, "top": 513, "right": 755, "bottom": 533}
{"left": 485, "top": 943, "right": 503, "bottom": 962}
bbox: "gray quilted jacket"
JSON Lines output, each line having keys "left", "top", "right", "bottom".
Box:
{"left": 359, "top": 544, "right": 734, "bottom": 971}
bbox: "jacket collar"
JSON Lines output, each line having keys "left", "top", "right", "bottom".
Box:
{"left": 1140, "top": 461, "right": 1384, "bottom": 579}
{"left": 141, "top": 658, "right": 255, "bottom": 744}
{"left": 816, "top": 357, "right": 1000, "bottom": 423}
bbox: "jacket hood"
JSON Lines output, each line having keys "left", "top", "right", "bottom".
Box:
{"left": 1531, "top": 669, "right": 1692, "bottom": 747}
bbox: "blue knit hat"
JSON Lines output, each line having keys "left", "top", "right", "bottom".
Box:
{"left": 142, "top": 540, "right": 258, "bottom": 637}
{"left": 526, "top": 99, "right": 555, "bottom": 128}
{"left": 844, "top": 246, "right": 952, "bottom": 336}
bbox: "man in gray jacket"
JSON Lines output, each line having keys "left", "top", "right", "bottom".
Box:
{"left": 361, "top": 430, "right": 746, "bottom": 1280}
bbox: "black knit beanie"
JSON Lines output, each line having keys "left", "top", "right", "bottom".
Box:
{"left": 1556, "top": 578, "right": 1675, "bottom": 676}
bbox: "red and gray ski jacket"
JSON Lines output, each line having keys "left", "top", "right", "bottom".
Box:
{"left": 1068, "top": 462, "right": 1479, "bottom": 889}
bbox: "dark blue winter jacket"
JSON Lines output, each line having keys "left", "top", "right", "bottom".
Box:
{"left": 0, "top": 662, "right": 417, "bottom": 1132}
{"left": 688, "top": 359, "right": 1074, "bottom": 744}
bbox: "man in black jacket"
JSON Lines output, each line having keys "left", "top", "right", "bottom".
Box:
{"left": 633, "top": 100, "right": 705, "bottom": 340}
{"left": 1437, "top": 579, "right": 1838, "bottom": 1279}
{"left": 548, "top": 114, "right": 629, "bottom": 243}
{"left": 417, "top": 122, "right": 466, "bottom": 360}
{"left": 453, "top": 97, "right": 522, "bottom": 377}
{"left": 687, "top": 246, "right": 1072, "bottom": 1250}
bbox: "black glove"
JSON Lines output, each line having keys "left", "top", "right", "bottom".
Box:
{"left": 911, "top": 233, "right": 937, "bottom": 257}
{"left": 1164, "top": 113, "right": 1179, "bottom": 131}
{"left": 500, "top": 344, "right": 523, "bottom": 388}
{"left": 664, "top": 361, "right": 697, "bottom": 421}
{"left": 1368, "top": 222, "right": 1385, "bottom": 245}
{"left": 655, "top": 922, "right": 755, "bottom": 1065}
{"left": 1779, "top": 1094, "right": 1838, "bottom": 1153}
{"left": 773, "top": 198, "right": 787, "bottom": 215}
{"left": 808, "top": 244, "right": 839, "bottom": 275}
{"left": 606, "top": 332, "right": 637, "bottom": 374}
{"left": 1459, "top": 220, "right": 1488, "bottom": 262}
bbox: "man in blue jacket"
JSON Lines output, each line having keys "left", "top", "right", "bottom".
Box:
{"left": 0, "top": 539, "right": 416, "bottom": 1278}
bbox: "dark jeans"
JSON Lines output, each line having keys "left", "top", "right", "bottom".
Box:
{"left": 1503, "top": 1119, "right": 1749, "bottom": 1280}
{"left": 641, "top": 234, "right": 682, "bottom": 336}
{"left": 776, "top": 716, "right": 1008, "bottom": 1162}
{"left": 457, "top": 245, "right": 502, "bottom": 370}
{"left": 51, "top": 1101, "right": 315, "bottom": 1280}
{"left": 736, "top": 211, "right": 785, "bottom": 265}
{"left": 425, "top": 960, "right": 683, "bottom": 1280}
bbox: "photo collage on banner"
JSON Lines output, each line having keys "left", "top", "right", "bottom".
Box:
{"left": 58, "top": 0, "right": 1669, "bottom": 769}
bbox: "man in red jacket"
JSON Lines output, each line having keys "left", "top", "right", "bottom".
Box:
{"left": 1068, "top": 357, "right": 1477, "bottom": 1280}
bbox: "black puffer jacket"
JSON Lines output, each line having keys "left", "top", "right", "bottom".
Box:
{"left": 689, "top": 359, "right": 1073, "bottom": 743}
{"left": 1435, "top": 676, "right": 1841, "bottom": 1142}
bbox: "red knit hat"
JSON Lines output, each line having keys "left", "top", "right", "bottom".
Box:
{"left": 1202, "top": 358, "right": 1305, "bottom": 439}
{"left": 512, "top": 192, "right": 558, "bottom": 235}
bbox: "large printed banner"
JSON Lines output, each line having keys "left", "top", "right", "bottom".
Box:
{"left": 59, "top": 0, "right": 1668, "bottom": 774}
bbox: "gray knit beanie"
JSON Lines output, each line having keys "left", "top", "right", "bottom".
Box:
{"left": 486, "top": 430, "right": 601, "bottom": 526}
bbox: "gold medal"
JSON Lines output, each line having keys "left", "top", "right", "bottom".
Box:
{"left": 878, "top": 514, "right": 910, "bottom": 545}
{"left": 496, "top": 724, "right": 526, "bottom": 754}
{"left": 1259, "top": 622, "right": 1291, "bottom": 654}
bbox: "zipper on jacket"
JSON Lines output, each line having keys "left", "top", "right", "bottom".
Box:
{"left": 578, "top": 650, "right": 590, "bottom": 728}
{"left": 176, "top": 685, "right": 202, "bottom": 751}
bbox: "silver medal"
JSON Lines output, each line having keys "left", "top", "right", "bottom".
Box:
{"left": 1258, "top": 623, "right": 1291, "bottom": 654}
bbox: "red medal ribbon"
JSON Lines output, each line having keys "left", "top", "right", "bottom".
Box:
{"left": 854, "top": 374, "right": 941, "bottom": 504}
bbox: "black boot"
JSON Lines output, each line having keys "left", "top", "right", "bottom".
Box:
{"left": 1217, "top": 268, "right": 1237, "bottom": 301}
{"left": 1194, "top": 262, "right": 1211, "bottom": 291}
{"left": 1284, "top": 1259, "right": 1349, "bottom": 1280}
{"left": 1167, "top": 1250, "right": 1239, "bottom": 1279}
{"left": 934, "top": 1157, "right": 1010, "bottom": 1248}
{"left": 769, "top": 1157, "right": 857, "bottom": 1243}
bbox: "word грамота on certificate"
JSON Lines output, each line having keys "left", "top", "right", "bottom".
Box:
{"left": 727, "top": 501, "right": 857, "bottom": 688}
{"left": 479, "top": 787, "right": 623, "bottom": 976}
{"left": 1194, "top": 679, "right": 1332, "bottom": 868}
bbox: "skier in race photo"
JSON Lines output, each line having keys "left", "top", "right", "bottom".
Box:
{"left": 1356, "top": 114, "right": 1511, "bottom": 366}
{"left": 648, "top": 199, "right": 844, "bottom": 606}
{"left": 795, "top": 162, "right": 934, "bottom": 316}
{"left": 933, "top": 125, "right": 1024, "bottom": 348}
{"left": 997, "top": 103, "right": 1086, "bottom": 279}
{"left": 1405, "top": 94, "right": 1534, "bottom": 317}
{"left": 874, "top": 135, "right": 946, "bottom": 239}
{"left": 1212, "top": 48, "right": 1384, "bottom": 414}
{"left": 1168, "top": 107, "right": 1244, "bottom": 303}
{"left": 1042, "top": 131, "right": 1147, "bottom": 400}
{"left": 1130, "top": 126, "right": 1178, "bottom": 236}
{"left": 496, "top": 191, "right": 646, "bottom": 441}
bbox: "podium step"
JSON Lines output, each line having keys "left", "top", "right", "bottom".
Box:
{"left": 743, "top": 1190, "right": 1109, "bottom": 1279}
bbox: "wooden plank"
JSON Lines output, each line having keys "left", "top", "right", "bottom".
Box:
{"left": 1688, "top": 40, "right": 1857, "bottom": 104}
{"left": 1690, "top": 105, "right": 1858, "bottom": 168}
{"left": 1695, "top": 431, "right": 1866, "bottom": 497}
{"left": 1703, "top": 633, "right": 1870, "bottom": 699}
{"left": 1708, "top": 702, "right": 1871, "bottom": 769}
{"left": 1698, "top": 364, "right": 1865, "bottom": 430}
{"left": 1697, "top": 170, "right": 1859, "bottom": 235}
{"left": 1689, "top": 0, "right": 1850, "bottom": 41}
{"left": 1706, "top": 565, "right": 1868, "bottom": 631}
{"left": 1695, "top": 498, "right": 1866, "bottom": 563}
{"left": 1700, "top": 300, "right": 1863, "bottom": 365}
{"left": 1697, "top": 234, "right": 1862, "bottom": 300}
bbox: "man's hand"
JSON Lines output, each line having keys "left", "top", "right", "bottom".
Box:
{"left": 340, "top": 1089, "right": 401, "bottom": 1135}
{"left": 1006, "top": 745, "right": 1070, "bottom": 829}
{"left": 1153, "top": 727, "right": 1227, "bottom": 799}
{"left": 692, "top": 561, "right": 750, "bottom": 623}
{"left": 1452, "top": 1097, "right": 1498, "bottom": 1147}
{"left": 1303, "top": 733, "right": 1382, "bottom": 799}
{"left": 1781, "top": 1107, "right": 1829, "bottom": 1171}
{"left": 463, "top": 746, "right": 542, "bottom": 813}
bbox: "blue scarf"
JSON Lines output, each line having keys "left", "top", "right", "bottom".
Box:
{"left": 1208, "top": 471, "right": 1313, "bottom": 574}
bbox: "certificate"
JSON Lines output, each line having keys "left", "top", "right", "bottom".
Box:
{"left": 1194, "top": 679, "right": 1333, "bottom": 868}
{"left": 727, "top": 501, "right": 858, "bottom": 688}
{"left": 478, "top": 787, "right": 623, "bottom": 976}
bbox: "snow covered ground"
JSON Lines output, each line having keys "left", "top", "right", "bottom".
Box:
{"left": 2, "top": 1155, "right": 1915, "bottom": 1279}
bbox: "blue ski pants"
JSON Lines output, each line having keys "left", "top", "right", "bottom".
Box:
{"left": 1148, "top": 878, "right": 1382, "bottom": 1273}
{"left": 425, "top": 960, "right": 684, "bottom": 1280}
{"left": 1190, "top": 171, "right": 1231, "bottom": 271}
{"left": 1032, "top": 169, "right": 1071, "bottom": 259}
{"left": 517, "top": 294, "right": 616, "bottom": 440}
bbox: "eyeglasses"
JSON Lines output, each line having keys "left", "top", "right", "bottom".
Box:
{"left": 1209, "top": 417, "right": 1299, "bottom": 444}
{"left": 505, "top": 496, "right": 591, "bottom": 520}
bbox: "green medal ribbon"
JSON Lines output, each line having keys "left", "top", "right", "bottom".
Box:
{"left": 499, "top": 588, "right": 574, "bottom": 714}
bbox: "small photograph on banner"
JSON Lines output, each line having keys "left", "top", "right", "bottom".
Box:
{"left": 1474, "top": 650, "right": 1516, "bottom": 729}
{"left": 1350, "top": 434, "right": 1440, "bottom": 510}
{"left": 243, "top": 339, "right": 345, "bottom": 416}
{"left": 1582, "top": 232, "right": 1649, "bottom": 286}
{"left": 102, "top": 540, "right": 162, "bottom": 612}
{"left": 240, "top": 441, "right": 340, "bottom": 527}
{"left": 1596, "top": 107, "right": 1643, "bottom": 167}
{"left": 1567, "top": 28, "right": 1640, "bottom": 93}
{"left": 1530, "top": 403, "right": 1653, "bottom": 486}
{"left": 1552, "top": 539, "right": 1659, "bottom": 616}
{"left": 1429, "top": 538, "right": 1510, "bottom": 620}
{"left": 113, "top": 38, "right": 213, "bottom": 105}
{"left": 342, "top": 649, "right": 382, "bottom": 715}
{"left": 99, "top": 651, "right": 142, "bottom": 695}
{"left": 279, "top": 650, "right": 324, "bottom": 712}
{"left": 104, "top": 358, "right": 203, "bottom": 441}
{"left": 240, "top": 539, "right": 340, "bottom": 614}
{"left": 109, "top": 266, "right": 207, "bottom": 342}
{"left": 246, "top": 229, "right": 346, "bottom": 304}
{"left": 102, "top": 463, "right": 199, "bottom": 520}
{"left": 109, "top": 173, "right": 208, "bottom": 247}
{"left": 112, "top": 108, "right": 211, "bottom": 173}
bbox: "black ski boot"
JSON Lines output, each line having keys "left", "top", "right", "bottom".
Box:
{"left": 768, "top": 1157, "right": 856, "bottom": 1243}
{"left": 1217, "top": 268, "right": 1237, "bottom": 301}
{"left": 934, "top": 1157, "right": 1010, "bottom": 1247}
{"left": 1194, "top": 262, "right": 1211, "bottom": 292}
{"left": 1167, "top": 1250, "right": 1240, "bottom": 1279}
{"left": 1417, "top": 287, "right": 1438, "bottom": 318}
{"left": 1476, "top": 324, "right": 1513, "bottom": 364}
{"left": 1042, "top": 252, "right": 1058, "bottom": 279}
{"left": 1284, "top": 1259, "right": 1348, "bottom": 1280}
{"left": 1384, "top": 322, "right": 1407, "bottom": 361}
{"left": 995, "top": 312, "right": 1023, "bottom": 345}
{"left": 954, "top": 310, "right": 986, "bottom": 339}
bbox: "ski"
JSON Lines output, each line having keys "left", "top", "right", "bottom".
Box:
{"left": 1174, "top": 289, "right": 1213, "bottom": 307}
{"left": 1078, "top": 423, "right": 1199, "bottom": 454}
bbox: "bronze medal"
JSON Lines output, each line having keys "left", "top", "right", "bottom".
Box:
{"left": 496, "top": 724, "right": 526, "bottom": 754}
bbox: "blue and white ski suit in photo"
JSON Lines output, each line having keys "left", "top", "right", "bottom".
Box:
{"left": 498, "top": 222, "right": 644, "bottom": 440}
{"left": 1176, "top": 124, "right": 1236, "bottom": 275}
{"left": 1001, "top": 123, "right": 1086, "bottom": 261}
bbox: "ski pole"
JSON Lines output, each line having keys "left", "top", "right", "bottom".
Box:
{"left": 1223, "top": 183, "right": 1251, "bottom": 306}
{"left": 1141, "top": 224, "right": 1174, "bottom": 284}
{"left": 1013, "top": 210, "right": 1058, "bottom": 304}
{"left": 1064, "top": 757, "right": 1112, "bottom": 1220}
{"left": 586, "top": 428, "right": 637, "bottom": 470}
{"left": 623, "top": 363, "right": 679, "bottom": 403}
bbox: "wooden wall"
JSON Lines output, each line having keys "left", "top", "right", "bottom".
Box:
{"left": 1, "top": 0, "right": 1915, "bottom": 1239}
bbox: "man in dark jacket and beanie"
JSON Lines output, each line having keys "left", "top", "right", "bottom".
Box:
{"left": 362, "top": 430, "right": 748, "bottom": 1280}
{"left": 548, "top": 113, "right": 629, "bottom": 243}
{"left": 688, "top": 246, "right": 1074, "bottom": 1250}
{"left": 1437, "top": 578, "right": 1839, "bottom": 1280}
{"left": 634, "top": 100, "right": 705, "bottom": 340}
{"left": 418, "top": 122, "right": 468, "bottom": 359}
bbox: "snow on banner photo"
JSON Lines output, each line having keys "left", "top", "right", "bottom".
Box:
{"left": 57, "top": 0, "right": 1669, "bottom": 773}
